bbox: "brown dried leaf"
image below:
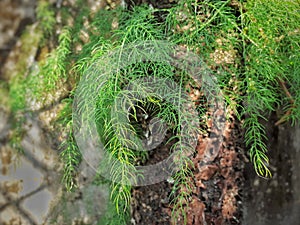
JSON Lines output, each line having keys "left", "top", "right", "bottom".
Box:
{"left": 222, "top": 189, "right": 237, "bottom": 219}
{"left": 197, "top": 164, "right": 219, "bottom": 181}
{"left": 220, "top": 150, "right": 237, "bottom": 167}
{"left": 187, "top": 196, "right": 206, "bottom": 225}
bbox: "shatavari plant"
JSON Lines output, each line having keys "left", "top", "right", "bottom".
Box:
{"left": 7, "top": 0, "right": 300, "bottom": 224}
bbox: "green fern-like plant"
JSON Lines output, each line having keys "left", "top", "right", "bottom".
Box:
{"left": 58, "top": 97, "right": 82, "bottom": 191}
{"left": 28, "top": 26, "right": 72, "bottom": 98}
{"left": 41, "top": 1, "right": 300, "bottom": 223}
{"left": 241, "top": 0, "right": 300, "bottom": 177}
{"left": 6, "top": 0, "right": 300, "bottom": 224}
{"left": 36, "top": 0, "right": 56, "bottom": 38}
